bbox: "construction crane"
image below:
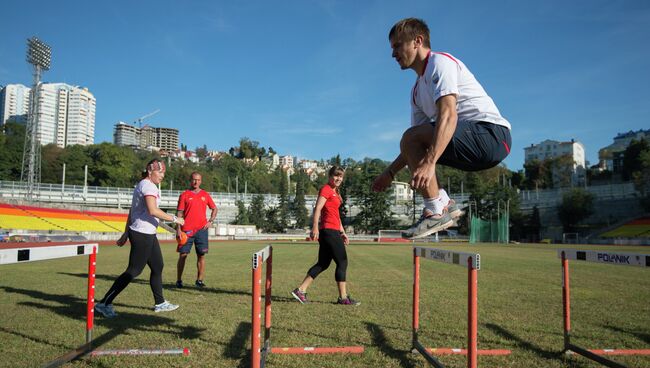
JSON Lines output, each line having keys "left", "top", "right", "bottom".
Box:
{"left": 135, "top": 109, "right": 160, "bottom": 128}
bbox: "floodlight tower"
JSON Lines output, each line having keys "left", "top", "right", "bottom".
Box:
{"left": 21, "top": 37, "right": 51, "bottom": 200}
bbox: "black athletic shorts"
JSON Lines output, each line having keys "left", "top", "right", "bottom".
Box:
{"left": 434, "top": 120, "right": 511, "bottom": 172}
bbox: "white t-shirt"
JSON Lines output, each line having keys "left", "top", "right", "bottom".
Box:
{"left": 128, "top": 179, "right": 160, "bottom": 235}
{"left": 411, "top": 51, "right": 511, "bottom": 129}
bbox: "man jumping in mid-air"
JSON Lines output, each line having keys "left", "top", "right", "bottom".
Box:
{"left": 372, "top": 18, "right": 512, "bottom": 239}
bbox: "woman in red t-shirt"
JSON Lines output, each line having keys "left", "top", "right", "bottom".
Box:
{"left": 291, "top": 166, "right": 360, "bottom": 306}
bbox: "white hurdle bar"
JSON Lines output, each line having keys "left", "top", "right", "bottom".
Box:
{"left": 559, "top": 249, "right": 650, "bottom": 368}
{"left": 412, "top": 247, "right": 510, "bottom": 368}
{"left": 0, "top": 244, "right": 98, "bottom": 368}
{"left": 0, "top": 243, "right": 97, "bottom": 265}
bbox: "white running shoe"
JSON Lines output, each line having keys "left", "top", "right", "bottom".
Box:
{"left": 402, "top": 210, "right": 454, "bottom": 239}
{"left": 154, "top": 300, "right": 179, "bottom": 313}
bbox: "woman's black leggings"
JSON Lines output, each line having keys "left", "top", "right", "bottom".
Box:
{"left": 307, "top": 229, "right": 348, "bottom": 282}
{"left": 100, "top": 229, "right": 165, "bottom": 305}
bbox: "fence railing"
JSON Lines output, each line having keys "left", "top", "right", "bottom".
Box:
{"left": 1, "top": 180, "right": 640, "bottom": 215}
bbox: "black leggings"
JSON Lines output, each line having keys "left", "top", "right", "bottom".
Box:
{"left": 307, "top": 229, "right": 348, "bottom": 282}
{"left": 100, "top": 229, "right": 165, "bottom": 305}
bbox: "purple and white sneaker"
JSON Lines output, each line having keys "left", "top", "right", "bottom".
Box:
{"left": 337, "top": 296, "right": 361, "bottom": 306}
{"left": 291, "top": 288, "right": 309, "bottom": 304}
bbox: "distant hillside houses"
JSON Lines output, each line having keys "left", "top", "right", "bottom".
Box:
{"left": 598, "top": 129, "right": 650, "bottom": 173}
{"left": 524, "top": 138, "right": 586, "bottom": 186}
{"left": 155, "top": 147, "right": 328, "bottom": 181}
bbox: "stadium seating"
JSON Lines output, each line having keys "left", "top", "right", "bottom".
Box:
{"left": 0, "top": 203, "right": 166, "bottom": 234}
{"left": 600, "top": 216, "right": 650, "bottom": 238}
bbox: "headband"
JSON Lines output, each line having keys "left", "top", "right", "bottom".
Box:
{"left": 147, "top": 160, "right": 166, "bottom": 173}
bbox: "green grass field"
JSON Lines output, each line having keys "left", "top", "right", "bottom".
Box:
{"left": 1, "top": 241, "right": 649, "bottom": 368}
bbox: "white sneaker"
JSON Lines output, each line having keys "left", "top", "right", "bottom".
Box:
{"left": 95, "top": 302, "right": 117, "bottom": 318}
{"left": 154, "top": 300, "right": 179, "bottom": 313}
{"left": 402, "top": 210, "right": 454, "bottom": 239}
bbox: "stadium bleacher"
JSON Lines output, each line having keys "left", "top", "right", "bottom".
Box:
{"left": 0, "top": 203, "right": 165, "bottom": 234}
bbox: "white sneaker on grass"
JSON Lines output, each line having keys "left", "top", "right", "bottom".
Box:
{"left": 154, "top": 300, "right": 179, "bottom": 313}
{"left": 95, "top": 302, "right": 117, "bottom": 318}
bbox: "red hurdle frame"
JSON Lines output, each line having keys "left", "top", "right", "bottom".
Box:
{"left": 559, "top": 249, "right": 650, "bottom": 368}
{"left": 412, "top": 247, "right": 510, "bottom": 368}
{"left": 250, "top": 245, "right": 364, "bottom": 368}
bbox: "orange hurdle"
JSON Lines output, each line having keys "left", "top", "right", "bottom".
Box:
{"left": 0, "top": 244, "right": 97, "bottom": 367}
{"left": 250, "top": 245, "right": 364, "bottom": 368}
{"left": 412, "top": 247, "right": 511, "bottom": 368}
{"left": 559, "top": 249, "right": 650, "bottom": 368}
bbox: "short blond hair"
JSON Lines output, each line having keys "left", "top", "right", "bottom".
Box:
{"left": 389, "top": 18, "right": 431, "bottom": 48}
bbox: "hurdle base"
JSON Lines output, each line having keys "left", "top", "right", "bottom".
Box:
{"left": 565, "top": 343, "right": 627, "bottom": 368}
{"left": 90, "top": 348, "right": 190, "bottom": 356}
{"left": 425, "top": 347, "right": 512, "bottom": 356}
{"left": 270, "top": 346, "right": 364, "bottom": 354}
{"left": 566, "top": 348, "right": 650, "bottom": 356}
{"left": 43, "top": 342, "right": 92, "bottom": 368}
{"left": 412, "top": 340, "right": 445, "bottom": 368}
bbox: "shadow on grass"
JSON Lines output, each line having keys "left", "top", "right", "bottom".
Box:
{"left": 223, "top": 321, "right": 252, "bottom": 368}
{"left": 484, "top": 323, "right": 591, "bottom": 367}
{"left": 365, "top": 322, "right": 417, "bottom": 368}
{"left": 602, "top": 324, "right": 650, "bottom": 345}
{"left": 60, "top": 272, "right": 335, "bottom": 305}
{"left": 59, "top": 272, "right": 251, "bottom": 297}
{"left": 0, "top": 285, "right": 205, "bottom": 361}
{"left": 0, "top": 326, "right": 72, "bottom": 350}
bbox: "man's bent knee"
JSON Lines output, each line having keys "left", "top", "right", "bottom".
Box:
{"left": 401, "top": 124, "right": 434, "bottom": 149}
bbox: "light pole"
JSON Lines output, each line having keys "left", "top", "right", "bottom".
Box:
{"left": 21, "top": 37, "right": 51, "bottom": 200}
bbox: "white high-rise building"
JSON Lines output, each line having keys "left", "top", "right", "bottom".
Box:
{"left": 65, "top": 87, "right": 96, "bottom": 146}
{"left": 35, "top": 83, "right": 61, "bottom": 145}
{"left": 4, "top": 83, "right": 96, "bottom": 147}
{"left": 0, "top": 84, "right": 31, "bottom": 125}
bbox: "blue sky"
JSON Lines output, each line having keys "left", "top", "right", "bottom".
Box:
{"left": 1, "top": 0, "right": 649, "bottom": 171}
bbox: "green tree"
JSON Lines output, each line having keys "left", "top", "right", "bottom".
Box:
{"left": 524, "top": 159, "right": 552, "bottom": 189}
{"left": 557, "top": 188, "right": 594, "bottom": 233}
{"left": 196, "top": 144, "right": 208, "bottom": 160}
{"left": 621, "top": 138, "right": 650, "bottom": 204}
{"left": 0, "top": 122, "right": 26, "bottom": 181}
{"left": 622, "top": 139, "right": 649, "bottom": 180}
{"left": 276, "top": 169, "right": 290, "bottom": 230}
{"left": 230, "top": 137, "right": 266, "bottom": 160}
{"left": 291, "top": 172, "right": 309, "bottom": 228}
{"left": 248, "top": 194, "right": 266, "bottom": 230}
{"left": 233, "top": 200, "right": 250, "bottom": 225}
{"left": 349, "top": 159, "right": 395, "bottom": 234}
{"left": 622, "top": 141, "right": 650, "bottom": 211}
{"left": 263, "top": 206, "right": 285, "bottom": 233}
{"left": 549, "top": 154, "right": 575, "bottom": 188}
{"left": 40, "top": 144, "right": 65, "bottom": 184}
{"left": 58, "top": 145, "right": 93, "bottom": 185}
{"left": 87, "top": 143, "right": 139, "bottom": 187}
